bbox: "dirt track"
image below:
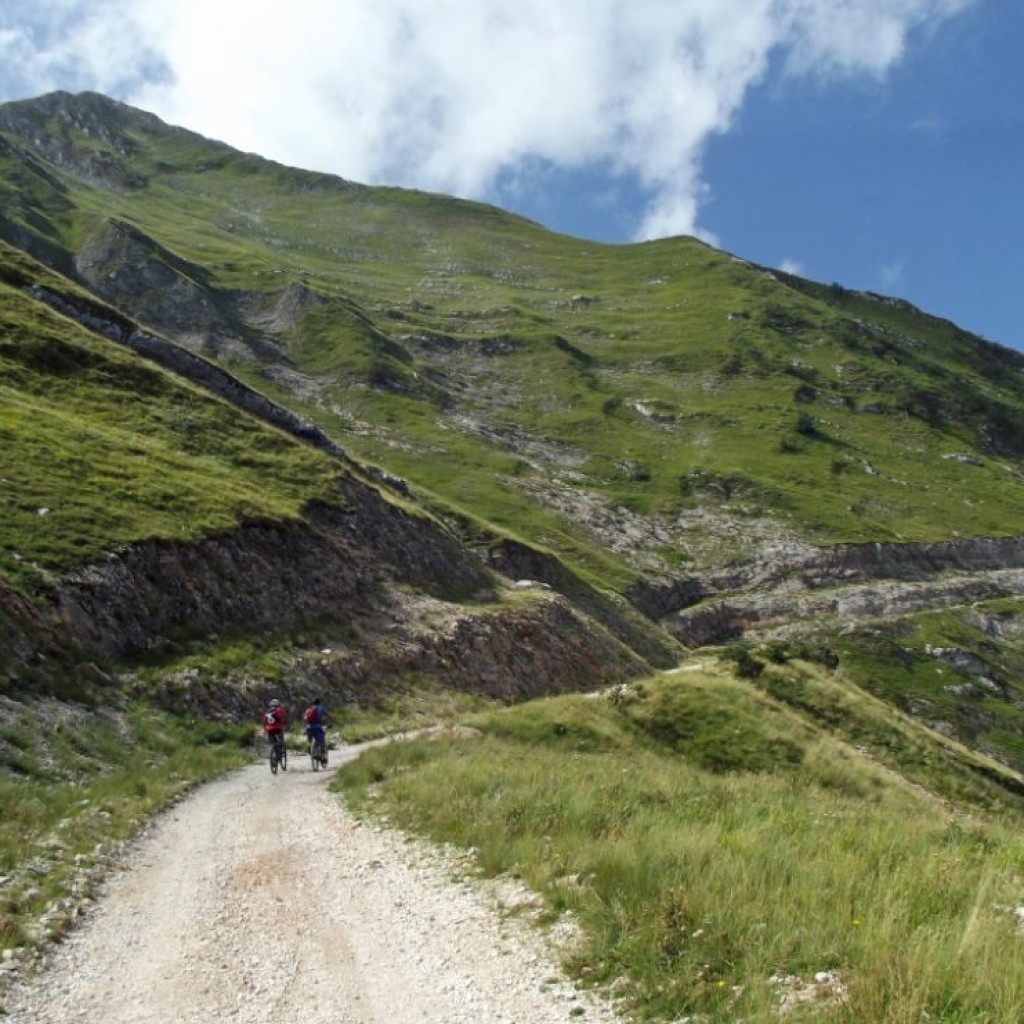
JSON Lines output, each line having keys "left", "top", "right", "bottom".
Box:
{"left": 2, "top": 742, "right": 619, "bottom": 1023}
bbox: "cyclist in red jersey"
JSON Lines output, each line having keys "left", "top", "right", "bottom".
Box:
{"left": 261, "top": 698, "right": 287, "bottom": 765}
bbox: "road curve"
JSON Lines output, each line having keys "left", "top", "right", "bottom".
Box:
{"left": 3, "top": 741, "right": 619, "bottom": 1024}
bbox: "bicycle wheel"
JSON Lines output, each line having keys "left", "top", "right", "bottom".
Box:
{"left": 319, "top": 740, "right": 328, "bottom": 768}
{"left": 280, "top": 742, "right": 288, "bottom": 772}
{"left": 269, "top": 744, "right": 279, "bottom": 775}
{"left": 310, "top": 740, "right": 320, "bottom": 772}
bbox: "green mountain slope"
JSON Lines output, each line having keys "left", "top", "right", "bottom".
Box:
{"left": 2, "top": 90, "right": 1024, "bottom": 750}
{"left": 3, "top": 91, "right": 1024, "bottom": 580}
{"left": 1, "top": 93, "right": 1023, "bottom": 739}
{"left": 5, "top": 90, "right": 1024, "bottom": 1020}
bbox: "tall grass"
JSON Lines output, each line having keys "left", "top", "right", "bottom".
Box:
{"left": 335, "top": 673, "right": 1024, "bottom": 1022}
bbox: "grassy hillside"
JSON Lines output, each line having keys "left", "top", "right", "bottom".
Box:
{"left": 3, "top": 92, "right": 1024, "bottom": 1020}
{"left": 0, "top": 242, "right": 344, "bottom": 589}
{"left": 337, "top": 662, "right": 1024, "bottom": 1022}
{"left": 3, "top": 92, "right": 1023, "bottom": 753}
{"left": 3, "top": 92, "right": 1024, "bottom": 597}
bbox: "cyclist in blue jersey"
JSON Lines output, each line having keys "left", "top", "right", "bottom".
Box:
{"left": 303, "top": 698, "right": 328, "bottom": 767}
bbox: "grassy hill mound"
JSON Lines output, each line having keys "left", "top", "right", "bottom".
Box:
{"left": 337, "top": 661, "right": 1024, "bottom": 1021}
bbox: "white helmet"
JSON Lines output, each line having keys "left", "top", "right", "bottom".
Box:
{"left": 269, "top": 699, "right": 281, "bottom": 708}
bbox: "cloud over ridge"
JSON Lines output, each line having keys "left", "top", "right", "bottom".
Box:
{"left": 0, "top": 0, "right": 971, "bottom": 240}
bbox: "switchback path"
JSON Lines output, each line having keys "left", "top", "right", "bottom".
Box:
{"left": 3, "top": 741, "right": 619, "bottom": 1024}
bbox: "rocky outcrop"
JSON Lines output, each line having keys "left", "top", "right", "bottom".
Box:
{"left": 663, "top": 554, "right": 1024, "bottom": 648}
{"left": 414, "top": 597, "right": 649, "bottom": 700}
{"left": 74, "top": 219, "right": 225, "bottom": 335}
{"left": 487, "top": 538, "right": 683, "bottom": 668}
{"left": 306, "top": 596, "right": 648, "bottom": 708}
{"left": 47, "top": 481, "right": 494, "bottom": 662}
{"left": 7, "top": 467, "right": 661, "bottom": 709}
{"left": 52, "top": 519, "right": 373, "bottom": 660}
{"left": 632, "top": 535, "right": 1024, "bottom": 622}
{"left": 0, "top": 579, "right": 75, "bottom": 672}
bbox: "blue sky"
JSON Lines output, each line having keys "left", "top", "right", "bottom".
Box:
{"left": 0, "top": 1, "right": 1019, "bottom": 351}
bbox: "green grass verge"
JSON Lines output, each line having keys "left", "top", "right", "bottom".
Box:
{"left": 334, "top": 666, "right": 1024, "bottom": 1023}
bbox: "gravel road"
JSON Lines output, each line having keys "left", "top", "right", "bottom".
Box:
{"left": 2, "top": 740, "right": 621, "bottom": 1024}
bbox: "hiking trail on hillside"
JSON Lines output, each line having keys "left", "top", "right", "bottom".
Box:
{"left": 2, "top": 741, "right": 620, "bottom": 1024}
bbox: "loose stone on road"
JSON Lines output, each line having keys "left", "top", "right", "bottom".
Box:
{"left": 2, "top": 741, "right": 620, "bottom": 1024}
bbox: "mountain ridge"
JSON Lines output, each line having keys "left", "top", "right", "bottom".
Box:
{"left": 2, "top": 88, "right": 1023, "bottom": 774}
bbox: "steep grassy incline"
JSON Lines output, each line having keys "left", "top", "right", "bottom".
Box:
{"left": 2, "top": 90, "right": 1024, "bottom": 603}
{"left": 0, "top": 243, "right": 342, "bottom": 587}
{"left": 1, "top": 236, "right": 678, "bottom": 705}
{"left": 3, "top": 90, "right": 1024, "bottom": 780}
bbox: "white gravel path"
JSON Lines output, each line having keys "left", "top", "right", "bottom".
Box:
{"left": 2, "top": 741, "right": 622, "bottom": 1024}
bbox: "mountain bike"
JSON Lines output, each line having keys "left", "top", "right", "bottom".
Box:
{"left": 269, "top": 731, "right": 287, "bottom": 774}
{"left": 309, "top": 732, "right": 328, "bottom": 772}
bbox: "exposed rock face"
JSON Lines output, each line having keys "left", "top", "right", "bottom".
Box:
{"left": 638, "top": 535, "right": 1024, "bottom": 615}
{"left": 47, "top": 483, "right": 494, "bottom": 661}
{"left": 304, "top": 594, "right": 649, "bottom": 707}
{"left": 73, "top": 218, "right": 294, "bottom": 364}
{"left": 52, "top": 520, "right": 371, "bottom": 660}
{"left": 655, "top": 537, "right": 1024, "bottom": 646}
{"left": 74, "top": 219, "right": 222, "bottom": 335}
{"left": 416, "top": 597, "right": 649, "bottom": 699}
{"left": 0, "top": 579, "right": 75, "bottom": 670}
{"left": 487, "top": 538, "right": 682, "bottom": 668}
{"left": 5, "top": 477, "right": 657, "bottom": 710}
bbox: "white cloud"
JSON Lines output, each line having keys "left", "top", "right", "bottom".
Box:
{"left": 0, "top": 2, "right": 168, "bottom": 99}
{"left": 911, "top": 115, "right": 949, "bottom": 134}
{"left": 880, "top": 260, "right": 908, "bottom": 291}
{"left": 780, "top": 258, "right": 805, "bottom": 276}
{"left": 0, "top": 0, "right": 974, "bottom": 241}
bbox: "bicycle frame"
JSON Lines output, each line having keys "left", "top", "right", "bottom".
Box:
{"left": 269, "top": 730, "right": 286, "bottom": 773}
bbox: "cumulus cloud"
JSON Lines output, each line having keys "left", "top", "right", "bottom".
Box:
{"left": 0, "top": 0, "right": 973, "bottom": 241}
